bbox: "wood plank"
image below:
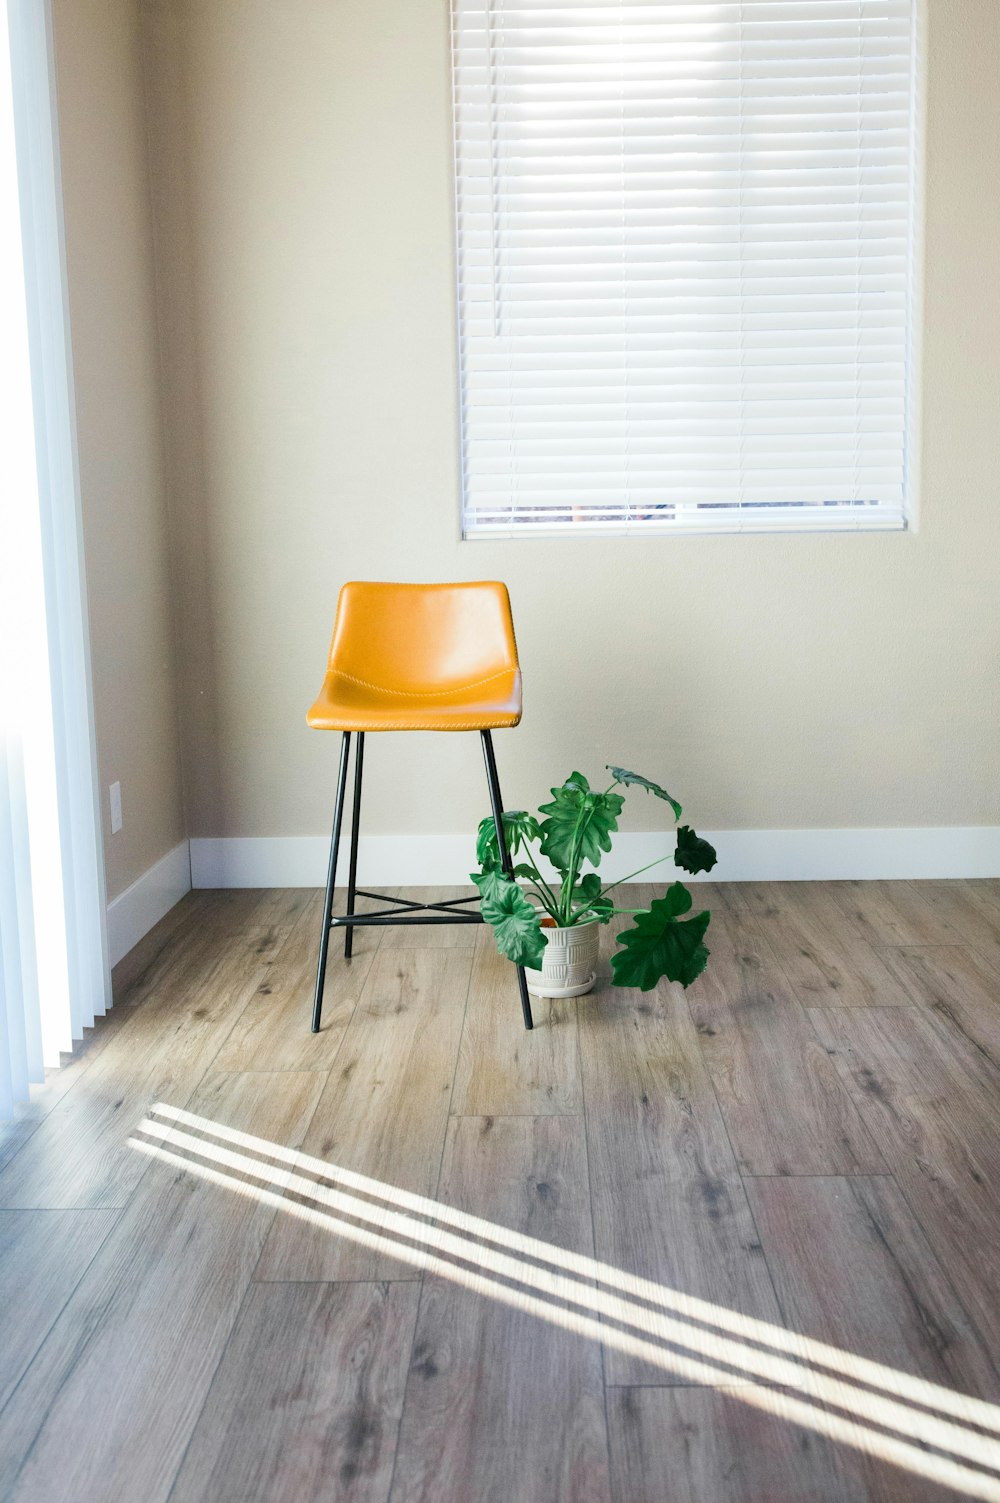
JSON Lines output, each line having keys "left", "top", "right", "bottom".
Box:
{"left": 389, "top": 1115, "right": 610, "bottom": 1503}
{"left": 608, "top": 1383, "right": 986, "bottom": 1503}
{"left": 255, "top": 947, "right": 470, "bottom": 1281}
{"left": 827, "top": 880, "right": 963, "bottom": 949}
{"left": 0, "top": 1115, "right": 37, "bottom": 1177}
{"left": 0, "top": 1070, "right": 324, "bottom": 1503}
{"left": 879, "top": 943, "right": 1000, "bottom": 1012}
{"left": 0, "top": 894, "right": 216, "bottom": 1172}
{"left": 451, "top": 939, "right": 582, "bottom": 1116}
{"left": 964, "top": 880, "right": 1000, "bottom": 926}
{"left": 0, "top": 1028, "right": 117, "bottom": 1174}
{"left": 174, "top": 886, "right": 315, "bottom": 953}
{"left": 907, "top": 881, "right": 1000, "bottom": 973}
{"left": 688, "top": 961, "right": 885, "bottom": 1176}
{"left": 170, "top": 1281, "right": 419, "bottom": 1503}
{"left": 746, "top": 1175, "right": 1000, "bottom": 1403}
{"left": 878, "top": 945, "right": 1000, "bottom": 1094}
{"left": 213, "top": 891, "right": 378, "bottom": 1071}
{"left": 107, "top": 882, "right": 309, "bottom": 1002}
{"left": 814, "top": 1002, "right": 1000, "bottom": 1112}
{"left": 0, "top": 922, "right": 268, "bottom": 1209}
{"left": 110, "top": 888, "right": 203, "bottom": 999}
{"left": 682, "top": 882, "right": 778, "bottom": 966}
{"left": 608, "top": 1386, "right": 866, "bottom": 1503}
{"left": 0, "top": 1209, "right": 119, "bottom": 1411}
{"left": 741, "top": 882, "right": 914, "bottom": 1007}
{"left": 106, "top": 901, "right": 234, "bottom": 1013}
{"left": 110, "top": 888, "right": 312, "bottom": 1009}
{"left": 579, "top": 977, "right": 781, "bottom": 1385}
{"left": 813, "top": 1007, "right": 1000, "bottom": 1376}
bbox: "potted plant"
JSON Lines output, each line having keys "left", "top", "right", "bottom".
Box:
{"left": 473, "top": 766, "right": 718, "bottom": 997}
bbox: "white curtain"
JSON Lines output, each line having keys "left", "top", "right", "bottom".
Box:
{"left": 0, "top": 0, "right": 109, "bottom": 1119}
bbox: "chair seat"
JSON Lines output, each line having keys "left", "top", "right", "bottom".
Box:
{"left": 307, "top": 666, "right": 522, "bottom": 732}
{"left": 308, "top": 580, "right": 523, "bottom": 732}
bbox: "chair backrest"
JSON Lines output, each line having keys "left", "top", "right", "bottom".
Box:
{"left": 327, "top": 581, "right": 519, "bottom": 693}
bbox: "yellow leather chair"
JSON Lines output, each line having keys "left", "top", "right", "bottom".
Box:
{"left": 308, "top": 581, "right": 533, "bottom": 1031}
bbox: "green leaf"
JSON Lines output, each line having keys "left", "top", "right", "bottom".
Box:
{"left": 656, "top": 880, "right": 694, "bottom": 917}
{"left": 538, "top": 776, "right": 624, "bottom": 876}
{"left": 505, "top": 810, "right": 542, "bottom": 851}
{"left": 470, "top": 866, "right": 509, "bottom": 905}
{"left": 475, "top": 816, "right": 498, "bottom": 869}
{"left": 606, "top": 766, "right": 682, "bottom": 821}
{"left": 476, "top": 811, "right": 541, "bottom": 870}
{"left": 611, "top": 883, "right": 711, "bottom": 990}
{"left": 472, "top": 871, "right": 547, "bottom": 969}
{"left": 674, "top": 825, "right": 718, "bottom": 875}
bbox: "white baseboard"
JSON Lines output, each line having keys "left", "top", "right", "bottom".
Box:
{"left": 189, "top": 834, "right": 482, "bottom": 889}
{"left": 106, "top": 840, "right": 192, "bottom": 967}
{"left": 189, "top": 826, "right": 1000, "bottom": 890}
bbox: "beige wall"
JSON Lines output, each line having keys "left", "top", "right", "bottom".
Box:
{"left": 136, "top": 0, "right": 999, "bottom": 844}
{"left": 53, "top": 0, "right": 185, "bottom": 898}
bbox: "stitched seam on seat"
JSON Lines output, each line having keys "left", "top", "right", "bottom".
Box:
{"left": 331, "top": 667, "right": 516, "bottom": 698}
{"left": 312, "top": 716, "right": 521, "bottom": 730}
{"left": 383, "top": 718, "right": 519, "bottom": 729}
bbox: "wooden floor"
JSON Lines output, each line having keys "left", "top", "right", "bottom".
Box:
{"left": 3, "top": 881, "right": 1000, "bottom": 1502}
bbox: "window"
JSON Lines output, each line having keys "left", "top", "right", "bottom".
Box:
{"left": 451, "top": 0, "right": 921, "bottom": 536}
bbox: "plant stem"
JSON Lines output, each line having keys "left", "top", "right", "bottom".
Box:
{"left": 598, "top": 851, "right": 675, "bottom": 899}
{"left": 519, "top": 844, "right": 560, "bottom": 915}
{"left": 559, "top": 853, "right": 575, "bottom": 924}
{"left": 569, "top": 901, "right": 605, "bottom": 923}
{"left": 558, "top": 804, "right": 589, "bottom": 924}
{"left": 517, "top": 877, "right": 556, "bottom": 913}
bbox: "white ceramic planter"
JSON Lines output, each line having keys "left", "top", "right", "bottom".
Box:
{"left": 525, "top": 919, "right": 600, "bottom": 999}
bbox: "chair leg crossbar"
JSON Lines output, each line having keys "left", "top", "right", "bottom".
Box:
{"left": 311, "top": 730, "right": 534, "bottom": 1033}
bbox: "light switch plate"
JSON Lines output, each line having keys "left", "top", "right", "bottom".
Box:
{"left": 109, "top": 780, "right": 122, "bottom": 834}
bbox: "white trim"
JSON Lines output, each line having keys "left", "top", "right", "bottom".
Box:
{"left": 106, "top": 840, "right": 191, "bottom": 969}
{"left": 189, "top": 828, "right": 1000, "bottom": 891}
{"left": 905, "top": 0, "right": 928, "bottom": 531}
{"left": 190, "top": 835, "right": 482, "bottom": 890}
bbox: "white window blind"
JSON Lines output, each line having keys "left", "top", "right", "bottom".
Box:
{"left": 451, "top": 0, "right": 920, "bottom": 536}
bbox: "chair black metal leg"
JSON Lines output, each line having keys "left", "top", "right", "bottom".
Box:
{"left": 481, "top": 730, "right": 534, "bottom": 1030}
{"left": 344, "top": 732, "right": 364, "bottom": 957}
{"left": 312, "top": 730, "right": 351, "bottom": 1033}
{"left": 311, "top": 730, "right": 532, "bottom": 1034}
